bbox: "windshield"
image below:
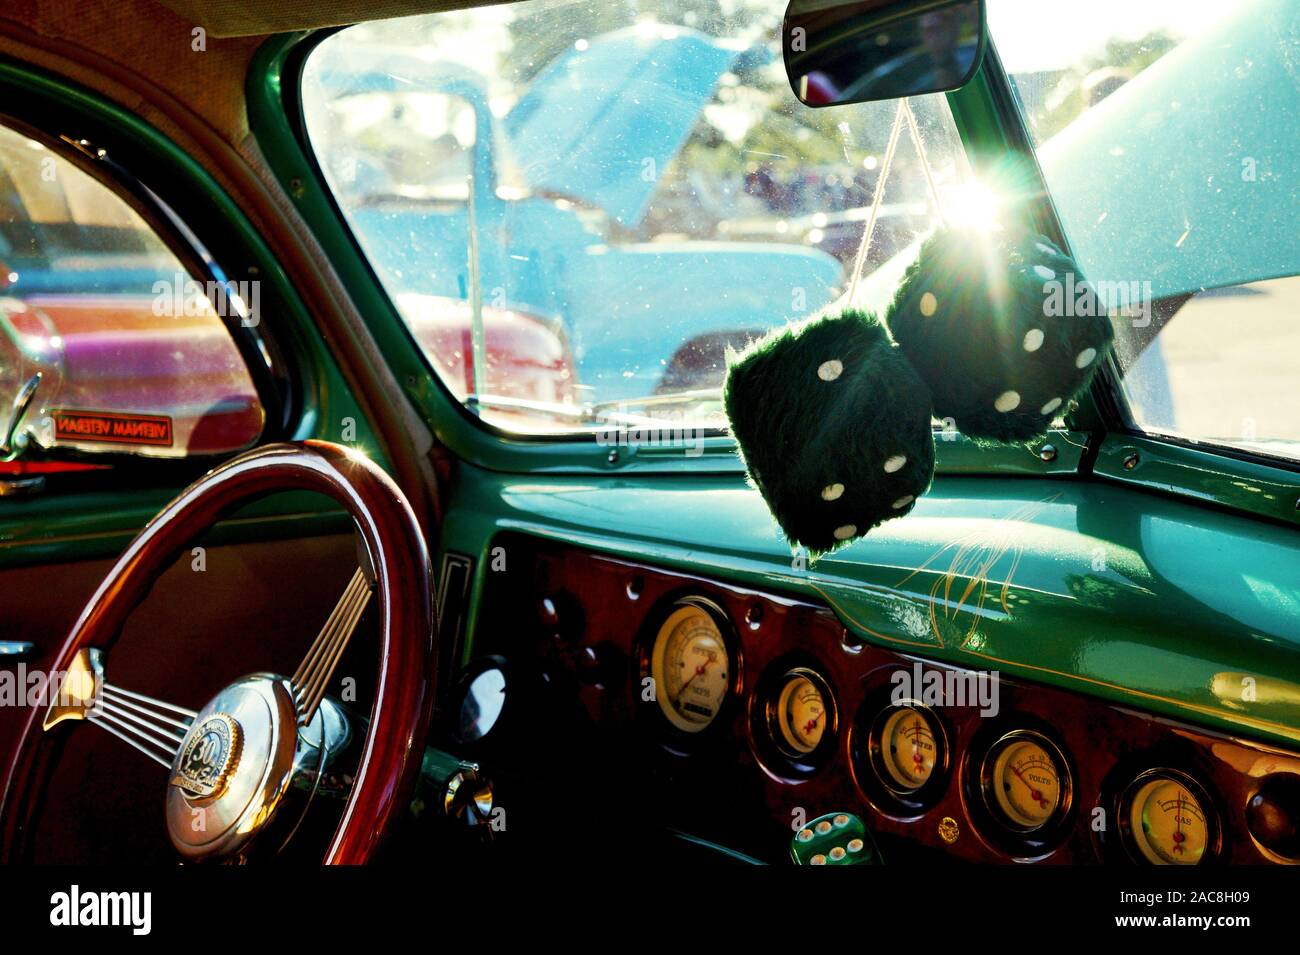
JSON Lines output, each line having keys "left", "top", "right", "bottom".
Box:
{"left": 988, "top": 0, "right": 1300, "bottom": 464}
{"left": 301, "top": 0, "right": 970, "bottom": 440}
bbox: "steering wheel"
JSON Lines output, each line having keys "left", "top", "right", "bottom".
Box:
{"left": 0, "top": 441, "right": 435, "bottom": 864}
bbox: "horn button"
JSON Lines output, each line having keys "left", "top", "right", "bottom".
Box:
{"left": 165, "top": 675, "right": 346, "bottom": 861}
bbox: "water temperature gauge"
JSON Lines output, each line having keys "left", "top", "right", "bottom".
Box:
{"left": 857, "top": 695, "right": 950, "bottom": 813}
{"left": 877, "top": 705, "right": 942, "bottom": 793}
{"left": 1122, "top": 771, "right": 1218, "bottom": 865}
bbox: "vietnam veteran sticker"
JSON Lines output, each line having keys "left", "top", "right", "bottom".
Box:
{"left": 53, "top": 410, "right": 174, "bottom": 447}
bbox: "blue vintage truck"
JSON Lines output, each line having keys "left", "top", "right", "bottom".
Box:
{"left": 308, "top": 26, "right": 846, "bottom": 407}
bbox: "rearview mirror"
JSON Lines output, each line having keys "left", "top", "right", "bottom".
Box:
{"left": 783, "top": 0, "right": 986, "bottom": 107}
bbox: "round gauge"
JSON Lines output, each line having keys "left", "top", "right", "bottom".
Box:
{"left": 1124, "top": 773, "right": 1214, "bottom": 865}
{"left": 983, "top": 732, "right": 1069, "bottom": 832}
{"left": 858, "top": 697, "right": 949, "bottom": 812}
{"left": 649, "top": 602, "right": 733, "bottom": 733}
{"left": 772, "top": 669, "right": 832, "bottom": 756}
{"left": 878, "top": 706, "right": 939, "bottom": 792}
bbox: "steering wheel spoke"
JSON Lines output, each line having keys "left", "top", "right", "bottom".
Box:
{"left": 291, "top": 567, "right": 374, "bottom": 726}
{"left": 1, "top": 442, "right": 434, "bottom": 865}
{"left": 42, "top": 647, "right": 196, "bottom": 769}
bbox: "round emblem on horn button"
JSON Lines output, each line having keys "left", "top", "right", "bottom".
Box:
{"left": 171, "top": 713, "right": 242, "bottom": 799}
{"left": 166, "top": 675, "right": 304, "bottom": 860}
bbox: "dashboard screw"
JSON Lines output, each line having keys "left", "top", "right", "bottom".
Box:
{"left": 607, "top": 448, "right": 620, "bottom": 464}
{"left": 1123, "top": 452, "right": 1140, "bottom": 470}
{"left": 1038, "top": 443, "right": 1057, "bottom": 463}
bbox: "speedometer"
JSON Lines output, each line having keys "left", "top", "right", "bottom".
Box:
{"left": 648, "top": 601, "right": 733, "bottom": 733}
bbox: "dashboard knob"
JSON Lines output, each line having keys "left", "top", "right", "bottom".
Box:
{"left": 1246, "top": 774, "right": 1300, "bottom": 860}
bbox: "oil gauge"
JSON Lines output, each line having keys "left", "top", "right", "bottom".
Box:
{"left": 754, "top": 665, "right": 837, "bottom": 774}
{"left": 772, "top": 669, "right": 833, "bottom": 756}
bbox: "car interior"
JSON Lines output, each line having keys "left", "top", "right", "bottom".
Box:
{"left": 0, "top": 0, "right": 1297, "bottom": 880}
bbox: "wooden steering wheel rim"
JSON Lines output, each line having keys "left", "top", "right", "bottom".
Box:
{"left": 0, "top": 440, "right": 435, "bottom": 864}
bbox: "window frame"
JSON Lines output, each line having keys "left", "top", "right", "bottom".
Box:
{"left": 267, "top": 19, "right": 1092, "bottom": 481}
{"left": 974, "top": 35, "right": 1300, "bottom": 528}
{"left": 0, "top": 110, "right": 295, "bottom": 484}
{"left": 0, "top": 53, "right": 373, "bottom": 572}
{"left": 986, "top": 28, "right": 1300, "bottom": 480}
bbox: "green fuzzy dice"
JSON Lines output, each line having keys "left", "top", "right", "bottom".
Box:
{"left": 886, "top": 229, "right": 1114, "bottom": 442}
{"left": 724, "top": 310, "right": 935, "bottom": 554}
{"left": 724, "top": 228, "right": 1113, "bottom": 552}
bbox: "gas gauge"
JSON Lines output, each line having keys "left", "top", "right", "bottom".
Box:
{"left": 1122, "top": 771, "right": 1217, "bottom": 865}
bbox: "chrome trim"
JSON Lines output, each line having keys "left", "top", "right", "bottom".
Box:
{"left": 0, "top": 373, "right": 41, "bottom": 459}
{"left": 42, "top": 647, "right": 104, "bottom": 730}
{"left": 0, "top": 475, "right": 45, "bottom": 497}
{"left": 165, "top": 674, "right": 299, "bottom": 860}
{"left": 444, "top": 763, "right": 494, "bottom": 825}
{"left": 164, "top": 674, "right": 353, "bottom": 861}
{"left": 290, "top": 567, "right": 373, "bottom": 725}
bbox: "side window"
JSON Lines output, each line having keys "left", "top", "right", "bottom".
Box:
{"left": 988, "top": 0, "right": 1300, "bottom": 463}
{"left": 0, "top": 121, "right": 265, "bottom": 475}
{"left": 301, "top": 0, "right": 968, "bottom": 436}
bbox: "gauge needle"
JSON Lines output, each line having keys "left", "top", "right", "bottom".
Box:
{"left": 802, "top": 711, "right": 822, "bottom": 736}
{"left": 1010, "top": 764, "right": 1048, "bottom": 809}
{"left": 677, "top": 658, "right": 713, "bottom": 699}
{"left": 1172, "top": 791, "right": 1186, "bottom": 855}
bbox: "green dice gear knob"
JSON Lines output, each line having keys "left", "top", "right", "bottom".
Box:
{"left": 790, "top": 811, "right": 882, "bottom": 865}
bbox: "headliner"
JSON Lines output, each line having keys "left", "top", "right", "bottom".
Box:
{"left": 159, "top": 0, "right": 516, "bottom": 39}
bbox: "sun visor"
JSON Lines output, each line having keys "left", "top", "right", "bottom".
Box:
{"left": 155, "top": 0, "right": 519, "bottom": 38}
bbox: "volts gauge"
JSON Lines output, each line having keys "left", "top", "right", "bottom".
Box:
{"left": 1122, "top": 771, "right": 1217, "bottom": 865}
{"left": 981, "top": 730, "right": 1071, "bottom": 833}
{"left": 647, "top": 600, "right": 734, "bottom": 734}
